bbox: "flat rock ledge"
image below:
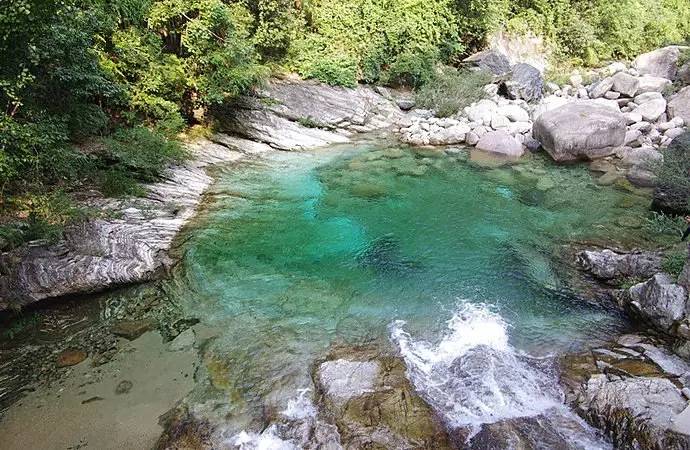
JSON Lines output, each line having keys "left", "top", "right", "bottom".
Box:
{"left": 561, "top": 334, "right": 690, "bottom": 450}
{"left": 0, "top": 136, "right": 266, "bottom": 311}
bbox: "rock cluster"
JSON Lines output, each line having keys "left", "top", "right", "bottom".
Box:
{"left": 561, "top": 334, "right": 690, "bottom": 449}
{"left": 396, "top": 45, "right": 689, "bottom": 184}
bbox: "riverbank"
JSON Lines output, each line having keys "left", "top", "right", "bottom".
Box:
{"left": 2, "top": 45, "right": 690, "bottom": 449}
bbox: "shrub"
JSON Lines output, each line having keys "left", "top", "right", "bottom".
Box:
{"left": 662, "top": 251, "right": 687, "bottom": 278}
{"left": 99, "top": 170, "right": 146, "bottom": 198}
{"left": 304, "top": 55, "right": 358, "bottom": 87}
{"left": 415, "top": 66, "right": 492, "bottom": 117}
{"left": 104, "top": 127, "right": 187, "bottom": 182}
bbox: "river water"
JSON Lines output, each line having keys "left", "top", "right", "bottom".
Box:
{"left": 164, "top": 141, "right": 652, "bottom": 446}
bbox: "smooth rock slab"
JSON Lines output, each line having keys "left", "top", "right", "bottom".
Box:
{"left": 533, "top": 101, "right": 626, "bottom": 162}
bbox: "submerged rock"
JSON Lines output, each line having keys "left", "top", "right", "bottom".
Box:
{"left": 356, "top": 235, "right": 421, "bottom": 275}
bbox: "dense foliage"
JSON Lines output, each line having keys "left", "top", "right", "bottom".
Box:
{"left": 1, "top": 0, "right": 690, "bottom": 247}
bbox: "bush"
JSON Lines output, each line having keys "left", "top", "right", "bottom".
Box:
{"left": 415, "top": 66, "right": 492, "bottom": 117}
{"left": 304, "top": 55, "right": 358, "bottom": 87}
{"left": 104, "top": 127, "right": 187, "bottom": 182}
{"left": 99, "top": 170, "right": 146, "bottom": 198}
{"left": 662, "top": 251, "right": 687, "bottom": 278}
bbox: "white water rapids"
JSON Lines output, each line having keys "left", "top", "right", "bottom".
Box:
{"left": 390, "top": 302, "right": 611, "bottom": 449}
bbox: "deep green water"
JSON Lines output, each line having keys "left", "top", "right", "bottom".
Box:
{"left": 173, "top": 142, "right": 649, "bottom": 431}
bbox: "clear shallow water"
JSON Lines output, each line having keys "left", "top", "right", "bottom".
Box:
{"left": 172, "top": 142, "right": 648, "bottom": 439}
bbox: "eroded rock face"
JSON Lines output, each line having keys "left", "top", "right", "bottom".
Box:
{"left": 0, "top": 140, "right": 246, "bottom": 310}
{"left": 315, "top": 352, "right": 453, "bottom": 450}
{"left": 577, "top": 249, "right": 662, "bottom": 283}
{"left": 218, "top": 79, "right": 402, "bottom": 151}
{"left": 533, "top": 101, "right": 626, "bottom": 161}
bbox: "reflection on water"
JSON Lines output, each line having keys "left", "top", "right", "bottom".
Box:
{"left": 170, "top": 143, "right": 647, "bottom": 435}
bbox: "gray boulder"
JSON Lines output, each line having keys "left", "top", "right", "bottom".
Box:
{"left": 498, "top": 63, "right": 543, "bottom": 102}
{"left": 475, "top": 130, "right": 524, "bottom": 157}
{"left": 626, "top": 273, "right": 688, "bottom": 332}
{"left": 588, "top": 77, "right": 615, "bottom": 99}
{"left": 637, "top": 75, "right": 672, "bottom": 94}
{"left": 633, "top": 46, "right": 688, "bottom": 80}
{"left": 533, "top": 101, "right": 626, "bottom": 162}
{"left": 669, "top": 86, "right": 690, "bottom": 126}
{"left": 652, "top": 131, "right": 690, "bottom": 215}
{"left": 577, "top": 249, "right": 662, "bottom": 282}
{"left": 636, "top": 98, "right": 667, "bottom": 122}
{"left": 612, "top": 72, "right": 640, "bottom": 97}
{"left": 463, "top": 49, "right": 511, "bottom": 75}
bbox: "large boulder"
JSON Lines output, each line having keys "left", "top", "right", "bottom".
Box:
{"left": 533, "top": 101, "right": 626, "bottom": 162}
{"left": 463, "top": 49, "right": 511, "bottom": 75}
{"left": 498, "top": 63, "right": 544, "bottom": 102}
{"left": 652, "top": 131, "right": 690, "bottom": 215}
{"left": 475, "top": 130, "right": 524, "bottom": 158}
{"left": 577, "top": 249, "right": 662, "bottom": 282}
{"left": 633, "top": 46, "right": 689, "bottom": 80}
{"left": 669, "top": 86, "right": 690, "bottom": 126}
{"left": 625, "top": 273, "right": 688, "bottom": 332}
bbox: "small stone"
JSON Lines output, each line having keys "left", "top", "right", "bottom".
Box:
{"left": 604, "top": 91, "right": 621, "bottom": 100}
{"left": 115, "top": 380, "right": 133, "bottom": 395}
{"left": 395, "top": 98, "right": 416, "bottom": 111}
{"left": 57, "top": 349, "right": 87, "bottom": 368}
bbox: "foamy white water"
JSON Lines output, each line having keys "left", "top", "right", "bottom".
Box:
{"left": 390, "top": 303, "right": 611, "bottom": 449}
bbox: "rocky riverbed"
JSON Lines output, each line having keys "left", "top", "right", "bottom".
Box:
{"left": 2, "top": 44, "right": 690, "bottom": 450}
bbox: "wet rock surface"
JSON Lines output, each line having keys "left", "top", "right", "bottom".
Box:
{"left": 314, "top": 346, "right": 453, "bottom": 449}
{"left": 560, "top": 334, "right": 690, "bottom": 450}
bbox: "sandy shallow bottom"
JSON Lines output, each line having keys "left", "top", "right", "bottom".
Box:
{"left": 0, "top": 332, "right": 197, "bottom": 450}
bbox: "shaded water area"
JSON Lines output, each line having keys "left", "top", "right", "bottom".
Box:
{"left": 165, "top": 141, "right": 651, "bottom": 442}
